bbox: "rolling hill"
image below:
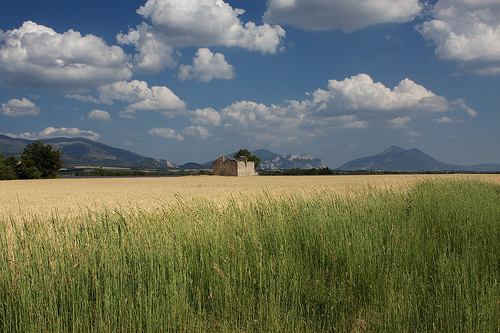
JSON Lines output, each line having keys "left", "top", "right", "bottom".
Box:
{"left": 0, "top": 135, "right": 176, "bottom": 169}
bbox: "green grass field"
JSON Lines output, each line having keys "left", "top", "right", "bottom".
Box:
{"left": 1, "top": 179, "right": 499, "bottom": 332}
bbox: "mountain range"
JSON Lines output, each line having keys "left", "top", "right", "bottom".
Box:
{"left": 254, "top": 149, "right": 327, "bottom": 170}
{"left": 1, "top": 134, "right": 499, "bottom": 172}
{"left": 179, "top": 149, "right": 326, "bottom": 170}
{"left": 0, "top": 134, "right": 175, "bottom": 169}
{"left": 0, "top": 135, "right": 327, "bottom": 170}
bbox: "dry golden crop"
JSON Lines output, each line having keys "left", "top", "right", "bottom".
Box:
{"left": 1, "top": 174, "right": 499, "bottom": 223}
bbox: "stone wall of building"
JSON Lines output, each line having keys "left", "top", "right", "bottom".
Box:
{"left": 236, "top": 158, "right": 256, "bottom": 176}
{"left": 213, "top": 156, "right": 237, "bottom": 176}
{"left": 212, "top": 156, "right": 256, "bottom": 176}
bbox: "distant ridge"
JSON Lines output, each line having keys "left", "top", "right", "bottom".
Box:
{"left": 255, "top": 149, "right": 326, "bottom": 170}
{"left": 183, "top": 149, "right": 327, "bottom": 170}
{"left": 3, "top": 135, "right": 498, "bottom": 172}
{"left": 337, "top": 146, "right": 500, "bottom": 172}
{"left": 0, "top": 134, "right": 176, "bottom": 169}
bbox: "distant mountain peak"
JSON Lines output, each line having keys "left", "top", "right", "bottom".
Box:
{"left": 338, "top": 146, "right": 453, "bottom": 171}
{"left": 337, "top": 146, "right": 500, "bottom": 172}
{"left": 381, "top": 145, "right": 404, "bottom": 153}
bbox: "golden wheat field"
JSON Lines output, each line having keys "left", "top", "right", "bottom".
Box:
{"left": 1, "top": 174, "right": 499, "bottom": 223}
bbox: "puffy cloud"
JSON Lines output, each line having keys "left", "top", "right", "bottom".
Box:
{"left": 388, "top": 116, "right": 412, "bottom": 129}
{"left": 148, "top": 127, "right": 184, "bottom": 141}
{"left": 332, "top": 115, "right": 368, "bottom": 129}
{"left": 436, "top": 116, "right": 453, "bottom": 123}
{"left": 434, "top": 116, "right": 464, "bottom": 123}
{"left": 65, "top": 93, "right": 100, "bottom": 104}
{"left": 178, "top": 48, "right": 235, "bottom": 82}
{"left": 100, "top": 81, "right": 185, "bottom": 112}
{"left": 452, "top": 98, "right": 478, "bottom": 117}
{"left": 1, "top": 98, "right": 40, "bottom": 117}
{"left": 264, "top": 0, "right": 422, "bottom": 31}
{"left": 183, "top": 125, "right": 210, "bottom": 139}
{"left": 222, "top": 100, "right": 303, "bottom": 130}
{"left": 219, "top": 100, "right": 325, "bottom": 146}
{"left": 5, "top": 127, "right": 100, "bottom": 141}
{"left": 407, "top": 130, "right": 422, "bottom": 137}
{"left": 217, "top": 97, "right": 371, "bottom": 145}
{"left": 196, "top": 74, "right": 472, "bottom": 145}
{"left": 70, "top": 80, "right": 186, "bottom": 118}
{"left": 119, "top": 0, "right": 285, "bottom": 72}
{"left": 190, "top": 107, "right": 221, "bottom": 126}
{"left": 320, "top": 74, "right": 451, "bottom": 114}
{"left": 87, "top": 109, "right": 111, "bottom": 122}
{"left": 137, "top": 0, "right": 285, "bottom": 51}
{"left": 0, "top": 21, "right": 132, "bottom": 92}
{"left": 418, "top": 0, "right": 500, "bottom": 75}
{"left": 117, "top": 22, "right": 176, "bottom": 74}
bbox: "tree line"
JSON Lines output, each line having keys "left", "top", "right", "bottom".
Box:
{"left": 259, "top": 167, "right": 336, "bottom": 175}
{"left": 0, "top": 141, "right": 63, "bottom": 180}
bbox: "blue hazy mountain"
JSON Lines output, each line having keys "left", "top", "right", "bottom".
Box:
{"left": 0, "top": 134, "right": 175, "bottom": 168}
{"left": 337, "top": 146, "right": 500, "bottom": 172}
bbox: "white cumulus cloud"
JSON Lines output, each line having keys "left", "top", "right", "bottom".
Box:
{"left": 148, "top": 127, "right": 184, "bottom": 141}
{"left": 434, "top": 116, "right": 464, "bottom": 123}
{"left": 118, "top": 0, "right": 285, "bottom": 73}
{"left": 389, "top": 116, "right": 412, "bottom": 129}
{"left": 183, "top": 125, "right": 210, "bottom": 139}
{"left": 1, "top": 98, "right": 40, "bottom": 117}
{"left": 137, "top": 0, "right": 285, "bottom": 51}
{"left": 190, "top": 107, "right": 221, "bottom": 126}
{"left": 179, "top": 48, "right": 235, "bottom": 82}
{"left": 451, "top": 98, "right": 478, "bottom": 117}
{"left": 70, "top": 80, "right": 186, "bottom": 118}
{"left": 264, "top": 0, "right": 422, "bottom": 31}
{"left": 418, "top": 0, "right": 500, "bottom": 75}
{"left": 436, "top": 116, "right": 453, "bottom": 123}
{"left": 0, "top": 21, "right": 132, "bottom": 92}
{"left": 4, "top": 127, "right": 100, "bottom": 141}
{"left": 193, "top": 74, "right": 473, "bottom": 145}
{"left": 319, "top": 74, "right": 451, "bottom": 114}
{"left": 117, "top": 22, "right": 176, "bottom": 74}
{"left": 87, "top": 109, "right": 111, "bottom": 122}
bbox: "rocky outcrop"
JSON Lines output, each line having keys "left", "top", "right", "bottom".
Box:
{"left": 259, "top": 153, "right": 326, "bottom": 170}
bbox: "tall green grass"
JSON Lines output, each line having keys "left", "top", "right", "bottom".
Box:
{"left": 1, "top": 179, "right": 499, "bottom": 332}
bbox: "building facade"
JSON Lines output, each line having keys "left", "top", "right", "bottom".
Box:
{"left": 212, "top": 156, "right": 257, "bottom": 176}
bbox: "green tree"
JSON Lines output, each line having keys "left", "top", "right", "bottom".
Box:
{"left": 16, "top": 141, "right": 63, "bottom": 179}
{"left": 5, "top": 155, "right": 19, "bottom": 169}
{"left": 233, "top": 149, "right": 261, "bottom": 169}
{"left": 0, "top": 152, "right": 17, "bottom": 180}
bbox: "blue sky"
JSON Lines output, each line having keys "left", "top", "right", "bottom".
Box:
{"left": 1, "top": 0, "right": 499, "bottom": 168}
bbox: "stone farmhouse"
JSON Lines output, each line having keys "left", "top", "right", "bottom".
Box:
{"left": 212, "top": 156, "right": 257, "bottom": 176}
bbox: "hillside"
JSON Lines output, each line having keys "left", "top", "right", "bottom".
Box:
{"left": 0, "top": 135, "right": 176, "bottom": 169}
{"left": 337, "top": 146, "right": 500, "bottom": 172}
